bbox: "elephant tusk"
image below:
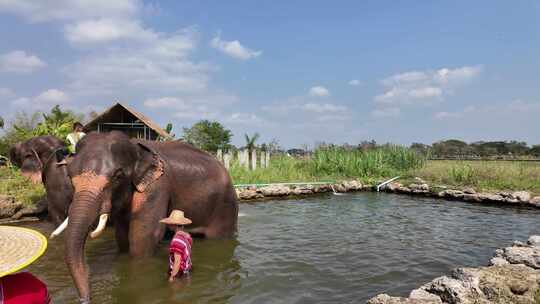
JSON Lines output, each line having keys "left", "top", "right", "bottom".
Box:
{"left": 90, "top": 214, "right": 109, "bottom": 239}
{"left": 50, "top": 217, "right": 69, "bottom": 239}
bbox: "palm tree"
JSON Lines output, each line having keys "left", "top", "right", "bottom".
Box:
{"left": 244, "top": 133, "right": 260, "bottom": 168}
{"left": 244, "top": 132, "right": 260, "bottom": 152}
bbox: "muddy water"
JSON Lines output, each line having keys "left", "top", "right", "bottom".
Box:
{"left": 19, "top": 192, "right": 540, "bottom": 303}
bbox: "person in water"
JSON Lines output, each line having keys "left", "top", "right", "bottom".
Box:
{"left": 160, "top": 210, "right": 193, "bottom": 282}
{"left": 0, "top": 226, "right": 50, "bottom": 303}
{"left": 66, "top": 122, "right": 86, "bottom": 154}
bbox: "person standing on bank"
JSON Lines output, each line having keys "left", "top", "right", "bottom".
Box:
{"left": 160, "top": 210, "right": 193, "bottom": 282}
{"left": 66, "top": 122, "right": 86, "bottom": 154}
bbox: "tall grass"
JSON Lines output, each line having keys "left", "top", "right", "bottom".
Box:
{"left": 0, "top": 166, "right": 45, "bottom": 205}
{"left": 229, "top": 145, "right": 426, "bottom": 184}
{"left": 309, "top": 145, "right": 426, "bottom": 178}
{"left": 415, "top": 160, "right": 540, "bottom": 194}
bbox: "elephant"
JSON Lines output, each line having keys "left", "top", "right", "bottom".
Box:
{"left": 58, "top": 131, "right": 238, "bottom": 302}
{"left": 9, "top": 135, "right": 73, "bottom": 225}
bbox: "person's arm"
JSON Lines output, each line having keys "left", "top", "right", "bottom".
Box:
{"left": 169, "top": 253, "right": 182, "bottom": 281}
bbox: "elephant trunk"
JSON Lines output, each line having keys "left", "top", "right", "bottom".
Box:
{"left": 65, "top": 190, "right": 101, "bottom": 303}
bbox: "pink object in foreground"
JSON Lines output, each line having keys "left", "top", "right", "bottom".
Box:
{"left": 0, "top": 272, "right": 50, "bottom": 304}
{"left": 168, "top": 231, "right": 193, "bottom": 276}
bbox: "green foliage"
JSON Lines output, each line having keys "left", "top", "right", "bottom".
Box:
{"left": 229, "top": 155, "right": 319, "bottom": 184}
{"left": 0, "top": 105, "right": 83, "bottom": 157}
{"left": 0, "top": 165, "right": 45, "bottom": 206}
{"left": 0, "top": 116, "right": 4, "bottom": 129}
{"left": 165, "top": 123, "right": 173, "bottom": 134}
{"left": 33, "top": 105, "right": 82, "bottom": 139}
{"left": 0, "top": 111, "right": 41, "bottom": 157}
{"left": 415, "top": 160, "right": 540, "bottom": 194}
{"left": 244, "top": 133, "right": 260, "bottom": 151}
{"left": 309, "top": 145, "right": 426, "bottom": 178}
{"left": 422, "top": 139, "right": 538, "bottom": 158}
{"left": 448, "top": 164, "right": 476, "bottom": 184}
{"left": 531, "top": 145, "right": 540, "bottom": 157}
{"left": 182, "top": 120, "right": 232, "bottom": 152}
{"left": 229, "top": 145, "right": 426, "bottom": 184}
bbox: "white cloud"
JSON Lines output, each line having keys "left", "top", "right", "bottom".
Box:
{"left": 348, "top": 79, "right": 361, "bottom": 86}
{"left": 0, "top": 87, "right": 15, "bottom": 99}
{"left": 375, "top": 66, "right": 482, "bottom": 105}
{"left": 225, "top": 112, "right": 267, "bottom": 125}
{"left": 371, "top": 107, "right": 400, "bottom": 118}
{"left": 65, "top": 29, "right": 210, "bottom": 95}
{"left": 143, "top": 97, "right": 186, "bottom": 108}
{"left": 433, "top": 100, "right": 540, "bottom": 121}
{"left": 302, "top": 103, "right": 347, "bottom": 113}
{"left": 0, "top": 0, "right": 140, "bottom": 22}
{"left": 11, "top": 89, "right": 70, "bottom": 109}
{"left": 434, "top": 111, "right": 462, "bottom": 120}
{"left": 0, "top": 50, "right": 46, "bottom": 74}
{"left": 210, "top": 34, "right": 262, "bottom": 60}
{"left": 173, "top": 105, "right": 218, "bottom": 120}
{"left": 408, "top": 87, "right": 442, "bottom": 99}
{"left": 34, "top": 89, "right": 70, "bottom": 103}
{"left": 65, "top": 18, "right": 157, "bottom": 44}
{"left": 435, "top": 66, "right": 481, "bottom": 85}
{"left": 309, "top": 86, "right": 330, "bottom": 97}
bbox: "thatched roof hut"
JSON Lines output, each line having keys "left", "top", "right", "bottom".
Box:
{"left": 84, "top": 103, "right": 170, "bottom": 140}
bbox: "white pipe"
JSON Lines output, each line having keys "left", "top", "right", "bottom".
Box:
{"left": 377, "top": 176, "right": 400, "bottom": 192}
{"left": 50, "top": 217, "right": 68, "bottom": 239}
{"left": 90, "top": 214, "right": 109, "bottom": 239}
{"left": 330, "top": 185, "right": 345, "bottom": 196}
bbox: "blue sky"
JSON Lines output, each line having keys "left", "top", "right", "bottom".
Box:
{"left": 0, "top": 1, "right": 538, "bottom": 148}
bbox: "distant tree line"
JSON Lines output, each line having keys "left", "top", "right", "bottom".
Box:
{"left": 411, "top": 139, "right": 540, "bottom": 159}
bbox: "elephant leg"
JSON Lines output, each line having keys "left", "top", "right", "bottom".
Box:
{"left": 128, "top": 187, "right": 169, "bottom": 257}
{"left": 47, "top": 194, "right": 66, "bottom": 225}
{"left": 115, "top": 210, "right": 130, "bottom": 253}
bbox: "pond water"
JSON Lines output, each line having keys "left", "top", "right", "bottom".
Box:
{"left": 19, "top": 192, "right": 540, "bottom": 303}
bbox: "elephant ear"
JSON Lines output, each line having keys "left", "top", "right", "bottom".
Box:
{"left": 133, "top": 143, "right": 164, "bottom": 193}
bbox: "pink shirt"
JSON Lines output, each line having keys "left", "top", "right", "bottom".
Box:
{"left": 168, "top": 231, "right": 193, "bottom": 276}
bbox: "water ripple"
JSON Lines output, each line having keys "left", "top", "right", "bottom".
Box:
{"left": 20, "top": 192, "right": 540, "bottom": 303}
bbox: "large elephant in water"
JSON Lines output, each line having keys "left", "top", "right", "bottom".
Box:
{"left": 9, "top": 135, "right": 73, "bottom": 224}
{"left": 59, "top": 131, "right": 238, "bottom": 302}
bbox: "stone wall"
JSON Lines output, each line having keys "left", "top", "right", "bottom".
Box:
{"left": 367, "top": 236, "right": 540, "bottom": 304}
{"left": 2, "top": 178, "right": 539, "bottom": 222}
{"left": 377, "top": 180, "right": 540, "bottom": 209}
{"left": 235, "top": 179, "right": 540, "bottom": 210}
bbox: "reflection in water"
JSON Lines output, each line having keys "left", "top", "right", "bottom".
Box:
{"left": 20, "top": 192, "right": 540, "bottom": 303}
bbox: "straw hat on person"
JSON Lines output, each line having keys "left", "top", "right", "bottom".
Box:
{"left": 0, "top": 226, "right": 47, "bottom": 277}
{"left": 160, "top": 210, "right": 192, "bottom": 226}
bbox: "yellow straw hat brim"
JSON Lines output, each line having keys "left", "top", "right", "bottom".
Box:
{"left": 159, "top": 218, "right": 192, "bottom": 225}
{"left": 0, "top": 226, "right": 47, "bottom": 277}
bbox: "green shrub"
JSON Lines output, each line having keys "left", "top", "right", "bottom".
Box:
{"left": 0, "top": 165, "right": 45, "bottom": 206}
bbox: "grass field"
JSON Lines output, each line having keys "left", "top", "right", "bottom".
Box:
{"left": 413, "top": 160, "right": 540, "bottom": 195}
{"left": 0, "top": 166, "right": 45, "bottom": 205}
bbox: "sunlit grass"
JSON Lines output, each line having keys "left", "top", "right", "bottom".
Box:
{"left": 414, "top": 160, "right": 540, "bottom": 195}
{"left": 229, "top": 146, "right": 426, "bottom": 185}
{"left": 0, "top": 165, "right": 45, "bottom": 206}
